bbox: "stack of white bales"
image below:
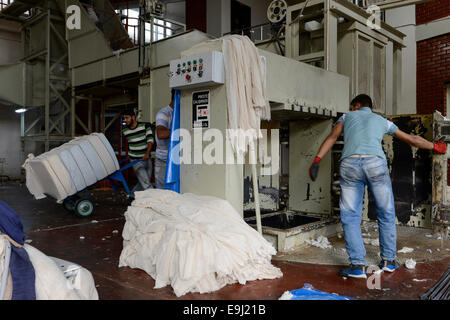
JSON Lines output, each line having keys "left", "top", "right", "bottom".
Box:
{"left": 119, "top": 189, "right": 283, "bottom": 297}
{"left": 23, "top": 133, "right": 119, "bottom": 202}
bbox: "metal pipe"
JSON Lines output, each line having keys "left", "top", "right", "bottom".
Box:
{"left": 249, "top": 140, "right": 262, "bottom": 234}
{"left": 45, "top": 8, "right": 50, "bottom": 151}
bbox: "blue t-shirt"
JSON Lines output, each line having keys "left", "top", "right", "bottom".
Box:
{"left": 337, "top": 107, "right": 398, "bottom": 160}
{"left": 155, "top": 105, "right": 173, "bottom": 161}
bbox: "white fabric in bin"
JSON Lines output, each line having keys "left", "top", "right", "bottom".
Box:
{"left": 73, "top": 140, "right": 108, "bottom": 180}
{"left": 62, "top": 144, "right": 97, "bottom": 187}
{"left": 23, "top": 133, "right": 118, "bottom": 202}
{"left": 25, "top": 157, "right": 68, "bottom": 202}
{"left": 36, "top": 152, "right": 78, "bottom": 199}
{"left": 76, "top": 135, "right": 117, "bottom": 175}
{"left": 93, "top": 133, "right": 120, "bottom": 171}
{"left": 49, "top": 148, "right": 87, "bottom": 192}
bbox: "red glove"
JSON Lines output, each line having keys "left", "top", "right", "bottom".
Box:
{"left": 433, "top": 142, "right": 447, "bottom": 154}
{"left": 309, "top": 156, "right": 322, "bottom": 181}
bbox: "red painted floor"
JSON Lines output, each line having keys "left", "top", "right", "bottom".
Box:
{"left": 1, "top": 182, "right": 448, "bottom": 300}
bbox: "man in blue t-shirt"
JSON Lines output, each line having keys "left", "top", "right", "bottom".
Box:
{"left": 309, "top": 94, "right": 447, "bottom": 279}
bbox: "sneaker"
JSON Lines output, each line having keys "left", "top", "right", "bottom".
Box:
{"left": 379, "top": 260, "right": 399, "bottom": 273}
{"left": 340, "top": 264, "right": 367, "bottom": 279}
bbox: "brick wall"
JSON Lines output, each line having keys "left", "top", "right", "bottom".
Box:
{"left": 416, "top": 0, "right": 450, "bottom": 25}
{"left": 416, "top": 34, "right": 450, "bottom": 115}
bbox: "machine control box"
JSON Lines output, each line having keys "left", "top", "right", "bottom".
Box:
{"left": 169, "top": 51, "right": 225, "bottom": 90}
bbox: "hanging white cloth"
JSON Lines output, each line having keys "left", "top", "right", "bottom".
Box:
{"left": 119, "top": 189, "right": 282, "bottom": 297}
{"left": 187, "top": 35, "right": 271, "bottom": 156}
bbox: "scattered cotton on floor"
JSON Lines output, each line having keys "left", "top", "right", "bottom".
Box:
{"left": 405, "top": 258, "right": 416, "bottom": 269}
{"left": 119, "top": 189, "right": 283, "bottom": 297}
{"left": 307, "top": 236, "right": 332, "bottom": 249}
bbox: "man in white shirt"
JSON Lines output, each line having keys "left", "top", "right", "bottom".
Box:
{"left": 154, "top": 90, "right": 174, "bottom": 189}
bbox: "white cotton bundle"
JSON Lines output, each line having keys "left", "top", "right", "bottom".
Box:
{"left": 119, "top": 189, "right": 283, "bottom": 297}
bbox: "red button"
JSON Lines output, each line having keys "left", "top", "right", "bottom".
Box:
{"left": 186, "top": 74, "right": 191, "bottom": 80}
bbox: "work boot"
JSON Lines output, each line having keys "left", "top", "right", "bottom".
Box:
{"left": 340, "top": 264, "right": 367, "bottom": 279}
{"left": 379, "top": 260, "right": 399, "bottom": 273}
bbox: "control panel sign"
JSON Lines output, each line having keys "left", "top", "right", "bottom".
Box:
{"left": 192, "top": 91, "right": 210, "bottom": 129}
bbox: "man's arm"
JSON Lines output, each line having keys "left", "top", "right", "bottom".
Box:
{"left": 393, "top": 129, "right": 433, "bottom": 150}
{"left": 393, "top": 129, "right": 447, "bottom": 153}
{"left": 309, "top": 122, "right": 344, "bottom": 181}
{"left": 316, "top": 122, "right": 344, "bottom": 159}
{"left": 142, "top": 142, "right": 152, "bottom": 161}
{"left": 157, "top": 126, "right": 171, "bottom": 140}
{"left": 143, "top": 124, "right": 154, "bottom": 161}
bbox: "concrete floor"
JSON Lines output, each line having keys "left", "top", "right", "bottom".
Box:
{"left": 275, "top": 222, "right": 450, "bottom": 266}
{"left": 1, "top": 181, "right": 449, "bottom": 300}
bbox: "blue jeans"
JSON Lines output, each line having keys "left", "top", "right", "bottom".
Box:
{"left": 154, "top": 158, "right": 167, "bottom": 189}
{"left": 340, "top": 156, "right": 397, "bottom": 266}
{"left": 132, "top": 158, "right": 153, "bottom": 191}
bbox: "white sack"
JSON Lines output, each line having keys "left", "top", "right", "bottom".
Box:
{"left": 25, "top": 245, "right": 99, "bottom": 300}
{"left": 119, "top": 189, "right": 282, "bottom": 297}
{"left": 0, "top": 240, "right": 98, "bottom": 300}
{"left": 22, "top": 133, "right": 119, "bottom": 202}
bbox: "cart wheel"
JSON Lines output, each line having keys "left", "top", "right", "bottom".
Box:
{"left": 74, "top": 199, "right": 95, "bottom": 218}
{"left": 63, "top": 196, "right": 79, "bottom": 212}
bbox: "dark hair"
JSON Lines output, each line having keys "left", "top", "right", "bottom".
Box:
{"left": 122, "top": 108, "right": 135, "bottom": 117}
{"left": 171, "top": 89, "right": 176, "bottom": 102}
{"left": 351, "top": 94, "right": 373, "bottom": 109}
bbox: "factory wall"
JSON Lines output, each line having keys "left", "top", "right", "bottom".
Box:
{"left": 416, "top": 0, "right": 450, "bottom": 25}
{"left": 0, "top": 20, "right": 21, "bottom": 65}
{"left": 0, "top": 106, "right": 22, "bottom": 179}
{"left": 0, "top": 106, "right": 40, "bottom": 180}
{"left": 0, "top": 20, "right": 23, "bottom": 179}
{"left": 416, "top": 34, "right": 449, "bottom": 115}
{"left": 415, "top": 0, "right": 450, "bottom": 115}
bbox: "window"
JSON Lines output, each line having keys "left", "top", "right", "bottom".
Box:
{"left": 116, "top": 6, "right": 183, "bottom": 45}
{"left": 0, "top": 0, "right": 14, "bottom": 11}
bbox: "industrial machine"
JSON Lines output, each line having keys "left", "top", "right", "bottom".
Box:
{"left": 167, "top": 39, "right": 349, "bottom": 250}
{"left": 1, "top": 0, "right": 446, "bottom": 250}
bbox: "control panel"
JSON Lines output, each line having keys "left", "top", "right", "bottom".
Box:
{"left": 169, "top": 51, "right": 225, "bottom": 90}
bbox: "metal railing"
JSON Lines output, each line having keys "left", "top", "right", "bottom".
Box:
{"left": 225, "top": 22, "right": 281, "bottom": 43}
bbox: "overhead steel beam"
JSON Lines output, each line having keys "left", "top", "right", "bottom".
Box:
{"left": 45, "top": 8, "right": 50, "bottom": 151}
{"left": 324, "top": 0, "right": 338, "bottom": 71}
{"left": 330, "top": 0, "right": 406, "bottom": 46}
{"left": 75, "top": 114, "right": 90, "bottom": 134}
{"left": 49, "top": 108, "right": 70, "bottom": 133}
{"left": 50, "top": 20, "right": 68, "bottom": 49}
{"left": 105, "top": 113, "right": 121, "bottom": 131}
{"left": 24, "top": 116, "right": 41, "bottom": 135}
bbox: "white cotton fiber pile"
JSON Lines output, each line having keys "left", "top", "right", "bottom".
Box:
{"left": 119, "top": 189, "right": 283, "bottom": 297}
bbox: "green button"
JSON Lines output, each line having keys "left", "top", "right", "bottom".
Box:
{"left": 193, "top": 60, "right": 197, "bottom": 64}
{"left": 199, "top": 58, "right": 203, "bottom": 63}
{"left": 178, "top": 64, "right": 181, "bottom": 67}
{"left": 183, "top": 63, "right": 186, "bottom": 66}
{"left": 188, "top": 61, "right": 191, "bottom": 65}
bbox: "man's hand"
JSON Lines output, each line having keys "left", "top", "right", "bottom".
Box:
{"left": 309, "top": 156, "right": 322, "bottom": 181}
{"left": 433, "top": 142, "right": 447, "bottom": 154}
{"left": 142, "top": 153, "right": 150, "bottom": 161}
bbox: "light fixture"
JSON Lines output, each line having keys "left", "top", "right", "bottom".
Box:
{"left": 15, "top": 108, "right": 28, "bottom": 114}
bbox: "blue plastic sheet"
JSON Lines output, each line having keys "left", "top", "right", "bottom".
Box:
{"left": 164, "top": 90, "right": 181, "bottom": 193}
{"left": 284, "top": 283, "right": 355, "bottom": 300}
